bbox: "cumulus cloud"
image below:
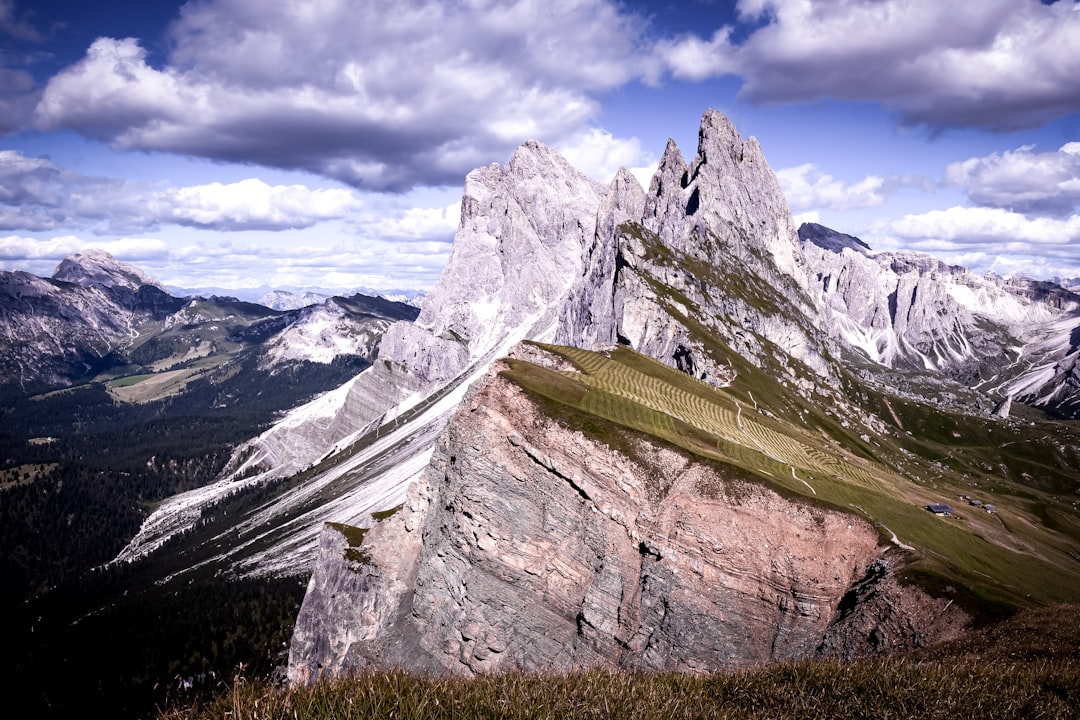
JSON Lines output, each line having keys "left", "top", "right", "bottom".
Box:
{"left": 945, "top": 143, "right": 1080, "bottom": 217}
{"left": 657, "top": 0, "right": 1080, "bottom": 131}
{"left": 555, "top": 128, "right": 654, "bottom": 184}
{"left": 776, "top": 164, "right": 887, "bottom": 211}
{"left": 885, "top": 206, "right": 1080, "bottom": 258}
{"left": 0, "top": 234, "right": 168, "bottom": 266}
{"left": 0, "top": 150, "right": 366, "bottom": 233}
{"left": 32, "top": 0, "right": 651, "bottom": 191}
{"left": 162, "top": 180, "right": 362, "bottom": 231}
{"left": 0, "top": 231, "right": 450, "bottom": 292}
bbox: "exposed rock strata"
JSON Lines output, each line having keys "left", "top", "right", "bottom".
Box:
{"left": 800, "top": 222, "right": 1080, "bottom": 415}
{"left": 557, "top": 111, "right": 832, "bottom": 388}
{"left": 119, "top": 140, "right": 606, "bottom": 573}
{"left": 288, "top": 350, "right": 963, "bottom": 682}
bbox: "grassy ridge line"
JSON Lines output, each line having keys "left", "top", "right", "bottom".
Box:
{"left": 505, "top": 344, "right": 1080, "bottom": 608}
{"left": 161, "top": 603, "right": 1079, "bottom": 720}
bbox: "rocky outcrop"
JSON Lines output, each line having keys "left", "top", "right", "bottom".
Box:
{"left": 52, "top": 248, "right": 168, "bottom": 293}
{"left": 117, "top": 140, "right": 606, "bottom": 575}
{"left": 557, "top": 110, "right": 833, "bottom": 388}
{"left": 800, "top": 223, "right": 1080, "bottom": 415}
{"left": 288, "top": 347, "right": 963, "bottom": 682}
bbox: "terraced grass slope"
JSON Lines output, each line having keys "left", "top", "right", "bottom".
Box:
{"left": 503, "top": 342, "right": 1080, "bottom": 613}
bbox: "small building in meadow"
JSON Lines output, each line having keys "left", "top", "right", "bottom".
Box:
{"left": 926, "top": 504, "right": 953, "bottom": 515}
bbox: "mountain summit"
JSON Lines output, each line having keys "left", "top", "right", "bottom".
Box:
{"left": 52, "top": 248, "right": 168, "bottom": 293}
{"left": 281, "top": 110, "right": 1080, "bottom": 681}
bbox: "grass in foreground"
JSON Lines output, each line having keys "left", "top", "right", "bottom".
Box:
{"left": 160, "top": 605, "right": 1078, "bottom": 720}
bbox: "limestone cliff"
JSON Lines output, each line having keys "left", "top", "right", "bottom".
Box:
{"left": 288, "top": 346, "right": 965, "bottom": 681}
{"left": 800, "top": 222, "right": 1080, "bottom": 416}
{"left": 117, "top": 138, "right": 605, "bottom": 575}
{"left": 557, "top": 110, "right": 833, "bottom": 389}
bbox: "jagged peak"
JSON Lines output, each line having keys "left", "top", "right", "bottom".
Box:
{"left": 798, "top": 222, "right": 872, "bottom": 255}
{"left": 650, "top": 138, "right": 688, "bottom": 190}
{"left": 611, "top": 165, "right": 644, "bottom": 194}
{"left": 506, "top": 138, "right": 598, "bottom": 187}
{"left": 52, "top": 249, "right": 166, "bottom": 293}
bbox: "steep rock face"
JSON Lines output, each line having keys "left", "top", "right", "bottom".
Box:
{"left": 52, "top": 248, "right": 168, "bottom": 293}
{"left": 557, "top": 110, "right": 832, "bottom": 387}
{"left": 379, "top": 141, "right": 602, "bottom": 384}
{"left": 800, "top": 223, "right": 1080, "bottom": 415}
{"left": 118, "top": 141, "right": 605, "bottom": 575}
{"left": 0, "top": 254, "right": 185, "bottom": 395}
{"left": 288, "top": 348, "right": 960, "bottom": 681}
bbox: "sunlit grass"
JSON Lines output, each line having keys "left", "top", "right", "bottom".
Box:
{"left": 502, "top": 343, "right": 1080, "bottom": 609}
{"left": 160, "top": 604, "right": 1079, "bottom": 720}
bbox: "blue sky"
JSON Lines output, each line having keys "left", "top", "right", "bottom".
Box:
{"left": 1, "top": 0, "right": 1078, "bottom": 296}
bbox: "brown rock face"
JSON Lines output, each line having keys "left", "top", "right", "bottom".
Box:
{"left": 288, "top": 348, "right": 962, "bottom": 682}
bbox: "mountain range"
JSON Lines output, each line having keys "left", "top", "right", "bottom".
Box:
{"left": 0, "top": 250, "right": 419, "bottom": 400}
{"left": 3, "top": 110, "right": 1079, "bottom": 712}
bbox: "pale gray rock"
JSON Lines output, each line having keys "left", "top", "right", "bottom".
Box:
{"left": 288, "top": 350, "right": 965, "bottom": 682}
{"left": 380, "top": 140, "right": 602, "bottom": 384}
{"left": 52, "top": 248, "right": 167, "bottom": 293}
{"left": 257, "top": 289, "right": 329, "bottom": 311}
{"left": 558, "top": 109, "right": 833, "bottom": 386}
{"left": 557, "top": 166, "right": 647, "bottom": 351}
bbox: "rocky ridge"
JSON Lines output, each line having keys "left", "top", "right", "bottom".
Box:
{"left": 557, "top": 112, "right": 832, "bottom": 388}
{"left": 113, "top": 140, "right": 606, "bottom": 574}
{"left": 287, "top": 347, "right": 967, "bottom": 681}
{"left": 800, "top": 223, "right": 1080, "bottom": 416}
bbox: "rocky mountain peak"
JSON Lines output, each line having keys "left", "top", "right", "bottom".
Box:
{"left": 800, "top": 222, "right": 872, "bottom": 255}
{"left": 560, "top": 108, "right": 831, "bottom": 382}
{"left": 52, "top": 249, "right": 166, "bottom": 293}
{"left": 379, "top": 138, "right": 603, "bottom": 383}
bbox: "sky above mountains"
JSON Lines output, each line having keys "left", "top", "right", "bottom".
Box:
{"left": 1, "top": 0, "right": 1078, "bottom": 295}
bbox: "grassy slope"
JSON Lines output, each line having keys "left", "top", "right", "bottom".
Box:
{"left": 502, "top": 342, "right": 1080, "bottom": 611}
{"left": 161, "top": 602, "right": 1079, "bottom": 720}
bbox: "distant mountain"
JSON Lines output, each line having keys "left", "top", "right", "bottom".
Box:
{"left": 9, "top": 111, "right": 1078, "bottom": 717}
{"left": 0, "top": 251, "right": 418, "bottom": 399}
{"left": 257, "top": 289, "right": 330, "bottom": 310}
{"left": 801, "top": 223, "right": 1080, "bottom": 417}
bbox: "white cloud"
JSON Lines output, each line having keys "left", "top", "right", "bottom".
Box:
{"left": 858, "top": 205, "right": 1080, "bottom": 279}
{"left": 32, "top": 0, "right": 652, "bottom": 191}
{"left": 163, "top": 179, "right": 363, "bottom": 230}
{"left": 0, "top": 230, "right": 449, "bottom": 292}
{"left": 371, "top": 202, "right": 461, "bottom": 241}
{"left": 791, "top": 210, "right": 821, "bottom": 227}
{"left": 654, "top": 27, "right": 737, "bottom": 82}
{"left": 776, "top": 164, "right": 886, "bottom": 211}
{"left": 880, "top": 206, "right": 1080, "bottom": 269}
{"left": 0, "top": 150, "right": 367, "bottom": 233}
{"left": 656, "top": 0, "right": 1080, "bottom": 130}
{"left": 0, "top": 234, "right": 168, "bottom": 270}
{"left": 945, "top": 143, "right": 1080, "bottom": 217}
{"left": 556, "top": 128, "right": 654, "bottom": 184}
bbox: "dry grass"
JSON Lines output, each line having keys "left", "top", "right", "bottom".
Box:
{"left": 159, "top": 605, "right": 1079, "bottom": 720}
